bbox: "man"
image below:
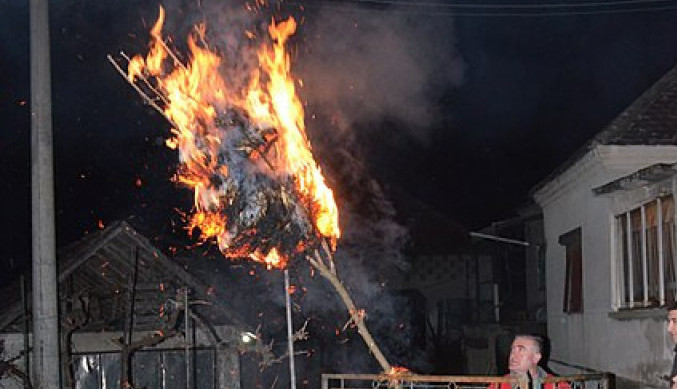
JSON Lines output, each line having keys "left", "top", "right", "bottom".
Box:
{"left": 488, "top": 334, "right": 571, "bottom": 389}
{"left": 666, "top": 302, "right": 677, "bottom": 389}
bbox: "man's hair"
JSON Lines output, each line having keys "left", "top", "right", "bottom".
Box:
{"left": 514, "top": 334, "right": 545, "bottom": 354}
{"left": 666, "top": 301, "right": 677, "bottom": 312}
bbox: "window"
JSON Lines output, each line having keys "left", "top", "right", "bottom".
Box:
{"left": 615, "top": 195, "right": 676, "bottom": 309}
{"left": 559, "top": 228, "right": 583, "bottom": 313}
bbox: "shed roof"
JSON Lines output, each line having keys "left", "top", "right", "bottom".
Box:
{"left": 0, "top": 220, "right": 249, "bottom": 333}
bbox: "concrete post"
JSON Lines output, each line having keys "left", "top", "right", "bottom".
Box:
{"left": 30, "top": 0, "right": 60, "bottom": 388}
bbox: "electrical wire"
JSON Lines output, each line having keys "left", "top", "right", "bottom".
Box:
{"left": 308, "top": 0, "right": 677, "bottom": 9}
{"left": 281, "top": 0, "right": 677, "bottom": 17}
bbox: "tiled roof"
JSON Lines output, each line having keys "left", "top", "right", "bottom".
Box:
{"left": 595, "top": 64, "right": 677, "bottom": 146}
{"left": 532, "top": 63, "right": 677, "bottom": 194}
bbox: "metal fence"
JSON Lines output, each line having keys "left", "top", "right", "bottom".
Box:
{"left": 321, "top": 373, "right": 612, "bottom": 389}
{"left": 71, "top": 348, "right": 216, "bottom": 389}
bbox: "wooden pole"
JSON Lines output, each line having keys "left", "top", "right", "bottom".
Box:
{"left": 306, "top": 249, "right": 392, "bottom": 373}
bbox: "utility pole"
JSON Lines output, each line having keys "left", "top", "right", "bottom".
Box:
{"left": 30, "top": 0, "right": 60, "bottom": 387}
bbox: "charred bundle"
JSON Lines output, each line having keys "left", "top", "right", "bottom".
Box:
{"left": 195, "top": 108, "right": 319, "bottom": 260}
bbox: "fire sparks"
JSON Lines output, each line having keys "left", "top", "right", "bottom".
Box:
{"left": 389, "top": 366, "right": 410, "bottom": 375}
{"left": 115, "top": 7, "right": 396, "bottom": 374}
{"left": 124, "top": 6, "right": 340, "bottom": 268}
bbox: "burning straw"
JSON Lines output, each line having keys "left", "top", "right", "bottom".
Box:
{"left": 109, "top": 6, "right": 395, "bottom": 373}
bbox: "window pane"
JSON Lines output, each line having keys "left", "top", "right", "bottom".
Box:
{"left": 665, "top": 221, "right": 677, "bottom": 303}
{"left": 617, "top": 214, "right": 629, "bottom": 306}
{"left": 132, "top": 351, "right": 160, "bottom": 389}
{"left": 665, "top": 195, "right": 677, "bottom": 303}
{"left": 561, "top": 228, "right": 583, "bottom": 313}
{"left": 646, "top": 201, "right": 660, "bottom": 305}
{"left": 73, "top": 355, "right": 102, "bottom": 389}
{"left": 663, "top": 195, "right": 675, "bottom": 222}
{"left": 568, "top": 242, "right": 583, "bottom": 312}
{"left": 101, "top": 353, "right": 121, "bottom": 389}
{"left": 164, "top": 351, "right": 187, "bottom": 389}
{"left": 631, "top": 208, "right": 644, "bottom": 304}
{"left": 195, "top": 349, "right": 215, "bottom": 389}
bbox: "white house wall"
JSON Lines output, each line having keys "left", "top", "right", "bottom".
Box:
{"left": 534, "top": 145, "right": 677, "bottom": 386}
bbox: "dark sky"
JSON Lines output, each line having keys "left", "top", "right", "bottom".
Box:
{"left": 3, "top": 0, "right": 677, "bottom": 277}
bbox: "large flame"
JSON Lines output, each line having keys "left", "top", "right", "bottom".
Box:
{"left": 128, "top": 7, "right": 340, "bottom": 269}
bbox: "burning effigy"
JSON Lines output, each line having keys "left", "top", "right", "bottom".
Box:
{"left": 108, "top": 4, "right": 406, "bottom": 375}
{"left": 112, "top": 5, "right": 338, "bottom": 268}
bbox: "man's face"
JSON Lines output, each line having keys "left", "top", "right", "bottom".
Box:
{"left": 667, "top": 310, "right": 677, "bottom": 343}
{"left": 509, "top": 337, "right": 541, "bottom": 375}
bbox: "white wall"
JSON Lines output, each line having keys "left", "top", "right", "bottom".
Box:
{"left": 534, "top": 145, "right": 677, "bottom": 386}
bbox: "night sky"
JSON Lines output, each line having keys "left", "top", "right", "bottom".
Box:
{"left": 3, "top": 0, "right": 677, "bottom": 277}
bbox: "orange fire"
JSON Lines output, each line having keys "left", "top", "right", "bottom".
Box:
{"left": 389, "top": 366, "right": 410, "bottom": 375}
{"left": 127, "top": 6, "right": 339, "bottom": 268}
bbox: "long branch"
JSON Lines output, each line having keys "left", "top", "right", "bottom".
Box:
{"left": 107, "top": 54, "right": 175, "bottom": 127}
{"left": 306, "top": 250, "right": 392, "bottom": 373}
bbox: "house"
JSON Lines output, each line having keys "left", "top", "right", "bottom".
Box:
{"left": 385, "top": 187, "right": 549, "bottom": 375}
{"left": 389, "top": 191, "right": 505, "bottom": 374}
{"left": 461, "top": 203, "right": 547, "bottom": 375}
{"left": 0, "top": 220, "right": 256, "bottom": 389}
{"left": 532, "top": 63, "right": 677, "bottom": 387}
{"left": 471, "top": 203, "right": 547, "bottom": 325}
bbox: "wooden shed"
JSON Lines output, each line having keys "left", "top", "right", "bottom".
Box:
{"left": 0, "top": 220, "right": 254, "bottom": 389}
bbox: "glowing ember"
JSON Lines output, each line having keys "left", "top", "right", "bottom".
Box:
{"left": 125, "top": 6, "right": 340, "bottom": 268}
{"left": 389, "top": 366, "right": 410, "bottom": 375}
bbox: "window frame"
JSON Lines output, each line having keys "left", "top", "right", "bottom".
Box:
{"left": 613, "top": 193, "right": 676, "bottom": 311}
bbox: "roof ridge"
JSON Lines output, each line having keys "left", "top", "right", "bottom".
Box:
{"left": 531, "top": 61, "right": 677, "bottom": 195}
{"left": 594, "top": 63, "right": 677, "bottom": 145}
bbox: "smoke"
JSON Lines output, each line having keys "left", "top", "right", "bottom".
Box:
{"left": 295, "top": 1, "right": 464, "bottom": 144}
{"left": 175, "top": 0, "right": 440, "bottom": 373}
{"left": 121, "top": 0, "right": 443, "bottom": 376}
